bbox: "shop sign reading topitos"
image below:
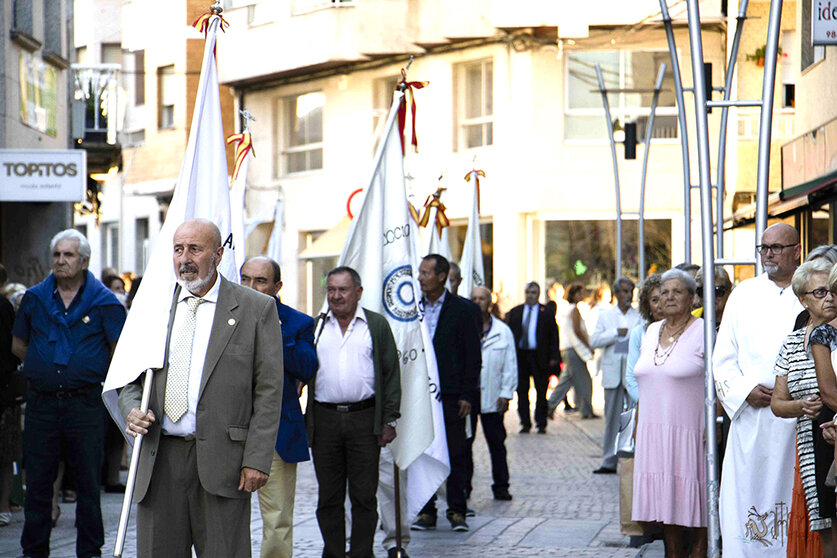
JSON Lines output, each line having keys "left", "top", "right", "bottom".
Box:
{"left": 0, "top": 149, "right": 86, "bottom": 202}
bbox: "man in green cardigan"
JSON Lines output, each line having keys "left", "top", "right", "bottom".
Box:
{"left": 306, "top": 266, "right": 401, "bottom": 558}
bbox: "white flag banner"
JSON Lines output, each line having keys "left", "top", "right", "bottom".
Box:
{"left": 337, "top": 90, "right": 449, "bottom": 521}
{"left": 102, "top": 15, "right": 238, "bottom": 435}
{"left": 427, "top": 219, "right": 452, "bottom": 261}
{"left": 459, "top": 171, "right": 485, "bottom": 297}
{"left": 266, "top": 198, "right": 283, "bottom": 263}
{"left": 229, "top": 143, "right": 249, "bottom": 273}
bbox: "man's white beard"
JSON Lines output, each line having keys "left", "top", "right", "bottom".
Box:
{"left": 177, "top": 260, "right": 217, "bottom": 294}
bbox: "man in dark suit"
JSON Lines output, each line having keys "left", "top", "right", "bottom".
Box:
{"left": 506, "top": 281, "right": 560, "bottom": 434}
{"left": 412, "top": 254, "right": 480, "bottom": 532}
{"left": 120, "top": 219, "right": 284, "bottom": 557}
{"left": 240, "top": 256, "right": 318, "bottom": 558}
{"left": 307, "top": 266, "right": 400, "bottom": 558}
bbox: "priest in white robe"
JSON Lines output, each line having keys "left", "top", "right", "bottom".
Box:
{"left": 714, "top": 223, "right": 803, "bottom": 557}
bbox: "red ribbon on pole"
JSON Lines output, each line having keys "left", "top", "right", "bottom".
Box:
{"left": 192, "top": 11, "right": 230, "bottom": 36}
{"left": 397, "top": 67, "right": 429, "bottom": 155}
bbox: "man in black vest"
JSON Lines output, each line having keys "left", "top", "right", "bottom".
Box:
{"left": 506, "top": 282, "right": 560, "bottom": 434}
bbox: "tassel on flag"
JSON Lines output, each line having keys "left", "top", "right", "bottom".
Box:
{"left": 335, "top": 89, "right": 450, "bottom": 521}
{"left": 102, "top": 11, "right": 238, "bottom": 435}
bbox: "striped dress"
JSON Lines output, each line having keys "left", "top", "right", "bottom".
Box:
{"left": 774, "top": 327, "right": 832, "bottom": 530}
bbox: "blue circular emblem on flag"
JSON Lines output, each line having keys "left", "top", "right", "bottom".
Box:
{"left": 382, "top": 265, "right": 418, "bottom": 322}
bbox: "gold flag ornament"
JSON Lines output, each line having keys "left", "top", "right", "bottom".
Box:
{"left": 226, "top": 131, "right": 255, "bottom": 182}
{"left": 418, "top": 188, "right": 450, "bottom": 235}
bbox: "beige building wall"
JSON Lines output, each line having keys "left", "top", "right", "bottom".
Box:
{"left": 219, "top": 2, "right": 729, "bottom": 310}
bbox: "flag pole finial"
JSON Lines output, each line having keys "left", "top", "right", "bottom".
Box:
{"left": 211, "top": 1, "right": 223, "bottom": 14}
{"left": 239, "top": 109, "right": 257, "bottom": 133}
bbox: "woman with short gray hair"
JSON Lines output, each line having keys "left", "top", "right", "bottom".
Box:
{"left": 632, "top": 271, "right": 707, "bottom": 554}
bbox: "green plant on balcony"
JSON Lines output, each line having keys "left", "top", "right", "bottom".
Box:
{"left": 745, "top": 45, "right": 783, "bottom": 67}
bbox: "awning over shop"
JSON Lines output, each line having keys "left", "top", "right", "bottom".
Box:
{"left": 726, "top": 168, "right": 837, "bottom": 230}
{"left": 298, "top": 217, "right": 351, "bottom": 259}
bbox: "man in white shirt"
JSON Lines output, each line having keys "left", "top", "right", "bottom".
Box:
{"left": 590, "top": 277, "right": 640, "bottom": 474}
{"left": 306, "top": 266, "right": 401, "bottom": 558}
{"left": 714, "top": 223, "right": 802, "bottom": 556}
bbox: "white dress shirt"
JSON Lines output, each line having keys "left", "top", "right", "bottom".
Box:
{"left": 423, "top": 289, "right": 447, "bottom": 339}
{"left": 161, "top": 275, "right": 220, "bottom": 436}
{"left": 315, "top": 305, "right": 375, "bottom": 404}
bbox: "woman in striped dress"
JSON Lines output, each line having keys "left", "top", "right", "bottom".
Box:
{"left": 772, "top": 258, "right": 837, "bottom": 556}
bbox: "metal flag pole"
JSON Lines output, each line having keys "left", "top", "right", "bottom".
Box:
{"left": 684, "top": 0, "right": 721, "bottom": 555}
{"left": 715, "top": 0, "right": 751, "bottom": 258}
{"left": 393, "top": 464, "right": 404, "bottom": 557}
{"left": 658, "top": 0, "right": 693, "bottom": 263}
{"left": 639, "top": 64, "right": 667, "bottom": 281}
{"left": 113, "top": 368, "right": 153, "bottom": 557}
{"left": 595, "top": 64, "right": 623, "bottom": 281}
{"left": 754, "top": 0, "right": 785, "bottom": 264}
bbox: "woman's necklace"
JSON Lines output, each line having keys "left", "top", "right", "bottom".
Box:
{"left": 654, "top": 317, "right": 692, "bottom": 366}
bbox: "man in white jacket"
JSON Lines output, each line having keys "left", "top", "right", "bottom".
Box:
{"left": 590, "top": 278, "right": 640, "bottom": 474}
{"left": 464, "top": 287, "right": 517, "bottom": 501}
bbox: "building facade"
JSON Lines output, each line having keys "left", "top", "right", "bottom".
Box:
{"left": 217, "top": 0, "right": 734, "bottom": 312}
{"left": 1, "top": 0, "right": 75, "bottom": 286}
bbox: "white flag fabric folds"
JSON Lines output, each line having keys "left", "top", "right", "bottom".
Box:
{"left": 102, "top": 15, "right": 238, "bottom": 435}
{"left": 337, "top": 90, "right": 449, "bottom": 521}
{"left": 266, "top": 198, "right": 283, "bottom": 263}
{"left": 458, "top": 171, "right": 485, "bottom": 297}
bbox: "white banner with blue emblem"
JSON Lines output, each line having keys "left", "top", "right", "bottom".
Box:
{"left": 336, "top": 89, "right": 449, "bottom": 521}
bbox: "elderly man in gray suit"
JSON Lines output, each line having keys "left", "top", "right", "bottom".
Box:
{"left": 120, "top": 219, "right": 283, "bottom": 557}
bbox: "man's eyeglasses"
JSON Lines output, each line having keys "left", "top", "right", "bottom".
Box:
{"left": 756, "top": 243, "right": 798, "bottom": 256}
{"left": 803, "top": 287, "right": 832, "bottom": 299}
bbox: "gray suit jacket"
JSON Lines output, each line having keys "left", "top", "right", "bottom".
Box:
{"left": 119, "top": 275, "right": 284, "bottom": 501}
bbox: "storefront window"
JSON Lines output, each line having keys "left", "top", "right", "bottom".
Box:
{"left": 545, "top": 219, "right": 672, "bottom": 288}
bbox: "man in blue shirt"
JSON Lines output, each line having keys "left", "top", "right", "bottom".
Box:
{"left": 240, "top": 256, "right": 318, "bottom": 558}
{"left": 12, "top": 229, "right": 126, "bottom": 558}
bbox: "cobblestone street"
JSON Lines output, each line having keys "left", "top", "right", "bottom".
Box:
{"left": 0, "top": 393, "right": 661, "bottom": 557}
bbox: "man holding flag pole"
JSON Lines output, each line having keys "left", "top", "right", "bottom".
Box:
{"left": 101, "top": 5, "right": 284, "bottom": 557}
{"left": 329, "top": 71, "right": 450, "bottom": 557}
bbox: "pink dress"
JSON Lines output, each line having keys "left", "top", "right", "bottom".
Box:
{"left": 631, "top": 318, "right": 707, "bottom": 527}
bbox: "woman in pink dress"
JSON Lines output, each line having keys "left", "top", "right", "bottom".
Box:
{"left": 632, "top": 268, "right": 707, "bottom": 558}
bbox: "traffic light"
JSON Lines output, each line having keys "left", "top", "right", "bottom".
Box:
{"left": 624, "top": 122, "right": 637, "bottom": 160}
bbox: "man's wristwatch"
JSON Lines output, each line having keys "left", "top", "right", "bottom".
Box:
{"left": 386, "top": 420, "right": 397, "bottom": 428}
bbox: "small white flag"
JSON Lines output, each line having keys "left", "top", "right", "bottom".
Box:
{"left": 459, "top": 170, "right": 485, "bottom": 296}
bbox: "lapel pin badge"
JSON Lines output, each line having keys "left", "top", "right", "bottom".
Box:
{"left": 228, "top": 318, "right": 236, "bottom": 326}
{"left": 82, "top": 315, "right": 90, "bottom": 323}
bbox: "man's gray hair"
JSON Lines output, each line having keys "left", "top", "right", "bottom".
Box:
{"left": 792, "top": 258, "right": 833, "bottom": 297}
{"left": 660, "top": 268, "right": 697, "bottom": 295}
{"left": 50, "top": 229, "right": 91, "bottom": 260}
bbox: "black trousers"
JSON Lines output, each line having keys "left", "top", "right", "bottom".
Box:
{"left": 312, "top": 404, "right": 380, "bottom": 558}
{"left": 419, "top": 395, "right": 468, "bottom": 517}
{"left": 464, "top": 410, "right": 510, "bottom": 497}
{"left": 21, "top": 387, "right": 105, "bottom": 558}
{"left": 516, "top": 350, "right": 549, "bottom": 429}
